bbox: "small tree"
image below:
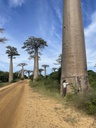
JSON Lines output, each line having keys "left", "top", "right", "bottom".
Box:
{"left": 17, "top": 63, "right": 27, "bottom": 79}
{"left": 25, "top": 70, "right": 33, "bottom": 79}
{"left": 42, "top": 65, "right": 49, "bottom": 78}
{"left": 52, "top": 67, "right": 58, "bottom": 72}
{"left": 22, "top": 36, "right": 48, "bottom": 80}
{"left": 6, "top": 46, "right": 20, "bottom": 82}
{"left": 39, "top": 68, "right": 44, "bottom": 75}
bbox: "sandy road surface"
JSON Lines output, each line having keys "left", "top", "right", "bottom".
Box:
{"left": 0, "top": 80, "right": 96, "bottom": 128}
{"left": 0, "top": 80, "right": 25, "bottom": 128}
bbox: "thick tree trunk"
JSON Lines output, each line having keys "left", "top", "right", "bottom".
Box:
{"left": 44, "top": 67, "right": 46, "bottom": 78}
{"left": 21, "top": 66, "right": 24, "bottom": 79}
{"left": 61, "top": 0, "right": 89, "bottom": 95}
{"left": 9, "top": 57, "right": 13, "bottom": 82}
{"left": 28, "top": 72, "right": 30, "bottom": 79}
{"left": 33, "top": 49, "right": 39, "bottom": 80}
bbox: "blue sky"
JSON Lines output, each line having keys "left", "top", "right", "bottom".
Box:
{"left": 0, "top": 0, "right": 96, "bottom": 75}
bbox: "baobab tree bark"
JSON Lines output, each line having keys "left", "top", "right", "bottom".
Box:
{"left": 42, "top": 65, "right": 49, "bottom": 78}
{"left": 44, "top": 67, "right": 46, "bottom": 78}
{"left": 21, "top": 66, "right": 24, "bottom": 79}
{"left": 25, "top": 70, "right": 33, "bottom": 79}
{"left": 33, "top": 49, "right": 39, "bottom": 80}
{"left": 61, "top": 0, "right": 88, "bottom": 95}
{"left": 27, "top": 72, "right": 30, "bottom": 79}
{"left": 9, "top": 57, "right": 13, "bottom": 82}
{"left": 39, "top": 69, "right": 44, "bottom": 75}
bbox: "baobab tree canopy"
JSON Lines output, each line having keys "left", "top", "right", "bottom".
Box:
{"left": 17, "top": 63, "right": 27, "bottom": 67}
{"left": 22, "top": 36, "right": 48, "bottom": 80}
{"left": 6, "top": 46, "right": 20, "bottom": 57}
{"left": 22, "top": 36, "right": 48, "bottom": 57}
{"left": 42, "top": 65, "right": 49, "bottom": 68}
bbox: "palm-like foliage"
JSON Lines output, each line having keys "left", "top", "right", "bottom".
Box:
{"left": 6, "top": 46, "right": 20, "bottom": 82}
{"left": 17, "top": 63, "right": 27, "bottom": 79}
{"left": 22, "top": 36, "right": 48, "bottom": 80}
{"left": 0, "top": 37, "right": 7, "bottom": 43}
{"left": 6, "top": 46, "right": 20, "bottom": 57}
{"left": 0, "top": 28, "right": 7, "bottom": 43}
{"left": 54, "top": 54, "right": 62, "bottom": 66}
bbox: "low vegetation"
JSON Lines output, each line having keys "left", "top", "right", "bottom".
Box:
{"left": 30, "top": 69, "right": 96, "bottom": 116}
{"left": 30, "top": 74, "right": 61, "bottom": 99}
{"left": 0, "top": 70, "right": 21, "bottom": 87}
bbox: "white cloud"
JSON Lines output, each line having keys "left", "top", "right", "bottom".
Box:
{"left": 8, "top": 0, "right": 26, "bottom": 7}
{"left": 84, "top": 11, "right": 96, "bottom": 69}
{"left": 55, "top": 8, "right": 62, "bottom": 23}
{"left": 0, "top": 16, "right": 6, "bottom": 26}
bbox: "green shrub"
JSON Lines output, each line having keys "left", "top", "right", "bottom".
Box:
{"left": 66, "top": 89, "right": 96, "bottom": 115}
{"left": 30, "top": 78, "right": 60, "bottom": 98}
{"left": 70, "top": 84, "right": 79, "bottom": 94}
{"left": 88, "top": 70, "right": 96, "bottom": 88}
{"left": 35, "top": 75, "right": 44, "bottom": 81}
{"left": 66, "top": 93, "right": 73, "bottom": 101}
{"left": 91, "top": 82, "right": 96, "bottom": 89}
{"left": 21, "top": 78, "right": 24, "bottom": 80}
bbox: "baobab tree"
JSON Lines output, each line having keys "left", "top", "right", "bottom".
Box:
{"left": 6, "top": 46, "right": 20, "bottom": 82}
{"left": 17, "top": 63, "right": 27, "bottom": 79}
{"left": 0, "top": 28, "right": 7, "bottom": 43}
{"left": 25, "top": 70, "right": 33, "bottom": 79}
{"left": 52, "top": 67, "right": 58, "bottom": 72}
{"left": 61, "top": 0, "right": 88, "bottom": 94}
{"left": 22, "top": 36, "right": 48, "bottom": 80}
{"left": 42, "top": 65, "right": 49, "bottom": 78}
{"left": 39, "top": 68, "right": 44, "bottom": 75}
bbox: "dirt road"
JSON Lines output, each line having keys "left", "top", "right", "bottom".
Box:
{"left": 0, "top": 80, "right": 96, "bottom": 128}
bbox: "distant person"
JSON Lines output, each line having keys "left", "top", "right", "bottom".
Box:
{"left": 62, "top": 80, "right": 69, "bottom": 96}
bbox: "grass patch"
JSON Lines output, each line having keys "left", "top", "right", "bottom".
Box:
{"left": 30, "top": 78, "right": 63, "bottom": 101}
{"left": 0, "top": 82, "right": 10, "bottom": 88}
{"left": 30, "top": 73, "right": 96, "bottom": 116}
{"left": 66, "top": 89, "right": 96, "bottom": 116}
{"left": 0, "top": 79, "right": 21, "bottom": 88}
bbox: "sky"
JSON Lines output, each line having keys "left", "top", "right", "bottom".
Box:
{"left": 0, "top": 0, "right": 96, "bottom": 75}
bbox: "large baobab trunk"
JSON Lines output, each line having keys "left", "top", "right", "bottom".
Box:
{"left": 28, "top": 72, "right": 30, "bottom": 79}
{"left": 44, "top": 67, "right": 46, "bottom": 78}
{"left": 9, "top": 57, "right": 13, "bottom": 82}
{"left": 33, "top": 49, "right": 39, "bottom": 80}
{"left": 27, "top": 72, "right": 30, "bottom": 79}
{"left": 61, "top": 0, "right": 88, "bottom": 94}
{"left": 21, "top": 66, "right": 24, "bottom": 79}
